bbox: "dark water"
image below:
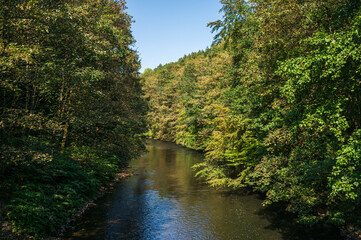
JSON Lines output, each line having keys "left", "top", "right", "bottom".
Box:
{"left": 64, "top": 140, "right": 341, "bottom": 240}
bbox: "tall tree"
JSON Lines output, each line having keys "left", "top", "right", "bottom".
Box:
{"left": 0, "top": 0, "right": 146, "bottom": 236}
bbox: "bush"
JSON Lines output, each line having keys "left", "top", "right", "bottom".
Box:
{"left": 3, "top": 142, "right": 123, "bottom": 237}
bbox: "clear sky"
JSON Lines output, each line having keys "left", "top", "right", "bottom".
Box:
{"left": 126, "top": 0, "right": 223, "bottom": 72}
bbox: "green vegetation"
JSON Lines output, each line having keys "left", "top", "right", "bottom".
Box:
{"left": 2, "top": 0, "right": 361, "bottom": 237}
{"left": 0, "top": 0, "right": 146, "bottom": 238}
{"left": 142, "top": 0, "right": 361, "bottom": 229}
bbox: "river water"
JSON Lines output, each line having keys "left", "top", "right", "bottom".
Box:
{"left": 64, "top": 140, "right": 341, "bottom": 240}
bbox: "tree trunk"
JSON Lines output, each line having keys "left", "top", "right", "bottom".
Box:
{"left": 61, "top": 121, "right": 69, "bottom": 151}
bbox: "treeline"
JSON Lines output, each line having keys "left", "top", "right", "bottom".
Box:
{"left": 0, "top": 0, "right": 145, "bottom": 237}
{"left": 142, "top": 0, "right": 361, "bottom": 228}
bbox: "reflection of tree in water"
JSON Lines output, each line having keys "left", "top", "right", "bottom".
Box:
{"left": 64, "top": 140, "right": 342, "bottom": 240}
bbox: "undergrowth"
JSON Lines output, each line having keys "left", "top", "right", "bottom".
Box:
{"left": 0, "top": 136, "right": 124, "bottom": 238}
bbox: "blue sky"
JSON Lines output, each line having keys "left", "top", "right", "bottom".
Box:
{"left": 126, "top": 0, "right": 223, "bottom": 72}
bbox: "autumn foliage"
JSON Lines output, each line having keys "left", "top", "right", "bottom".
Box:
{"left": 142, "top": 0, "right": 361, "bottom": 228}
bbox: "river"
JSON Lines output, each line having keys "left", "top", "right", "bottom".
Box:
{"left": 64, "top": 140, "right": 341, "bottom": 240}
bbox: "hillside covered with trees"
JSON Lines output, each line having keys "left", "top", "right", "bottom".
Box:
{"left": 0, "top": 0, "right": 146, "bottom": 237}
{"left": 142, "top": 0, "right": 361, "bottom": 229}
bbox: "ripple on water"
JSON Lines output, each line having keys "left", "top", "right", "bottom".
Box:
{"left": 64, "top": 140, "right": 341, "bottom": 240}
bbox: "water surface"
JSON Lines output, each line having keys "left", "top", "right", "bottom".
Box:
{"left": 64, "top": 140, "right": 341, "bottom": 240}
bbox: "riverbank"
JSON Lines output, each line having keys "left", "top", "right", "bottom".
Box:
{"left": 0, "top": 168, "right": 134, "bottom": 240}
{"left": 55, "top": 170, "right": 134, "bottom": 239}
{"left": 0, "top": 143, "right": 139, "bottom": 239}
{"left": 148, "top": 138, "right": 360, "bottom": 240}
{"left": 146, "top": 136, "right": 205, "bottom": 153}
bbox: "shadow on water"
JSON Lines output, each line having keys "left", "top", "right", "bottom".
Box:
{"left": 63, "top": 140, "right": 342, "bottom": 240}
{"left": 255, "top": 202, "right": 342, "bottom": 240}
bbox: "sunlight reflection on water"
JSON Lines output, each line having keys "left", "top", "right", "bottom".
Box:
{"left": 64, "top": 140, "right": 341, "bottom": 240}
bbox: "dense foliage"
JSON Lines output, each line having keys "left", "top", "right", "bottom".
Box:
{"left": 142, "top": 0, "right": 361, "bottom": 228}
{"left": 0, "top": 0, "right": 146, "bottom": 237}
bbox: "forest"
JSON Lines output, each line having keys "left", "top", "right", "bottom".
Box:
{"left": 142, "top": 0, "right": 361, "bottom": 232}
{"left": 1, "top": 0, "right": 361, "bottom": 238}
{"left": 0, "top": 0, "right": 146, "bottom": 237}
